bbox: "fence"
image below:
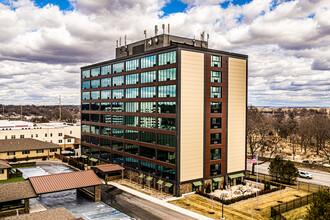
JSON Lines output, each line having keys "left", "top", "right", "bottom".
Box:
{"left": 54, "top": 153, "right": 70, "bottom": 163}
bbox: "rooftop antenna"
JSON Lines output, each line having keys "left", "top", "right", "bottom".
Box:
{"left": 124, "top": 35, "right": 127, "bottom": 46}
{"left": 119, "top": 37, "right": 122, "bottom": 47}
{"left": 155, "top": 25, "right": 158, "bottom": 36}
{"left": 144, "top": 30, "right": 147, "bottom": 39}
{"left": 59, "top": 95, "right": 61, "bottom": 122}
{"left": 162, "top": 24, "right": 165, "bottom": 34}
{"left": 168, "top": 24, "right": 170, "bottom": 35}
{"left": 207, "top": 33, "right": 209, "bottom": 42}
{"left": 201, "top": 31, "right": 205, "bottom": 41}
{"left": 116, "top": 40, "right": 118, "bottom": 48}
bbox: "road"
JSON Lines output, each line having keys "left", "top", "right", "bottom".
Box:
{"left": 247, "top": 162, "right": 330, "bottom": 187}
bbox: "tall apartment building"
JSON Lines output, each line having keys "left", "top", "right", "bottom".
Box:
{"left": 81, "top": 34, "right": 247, "bottom": 196}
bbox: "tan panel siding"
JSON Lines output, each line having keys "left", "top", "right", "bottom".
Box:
{"left": 180, "top": 50, "right": 204, "bottom": 182}
{"left": 227, "top": 58, "right": 246, "bottom": 173}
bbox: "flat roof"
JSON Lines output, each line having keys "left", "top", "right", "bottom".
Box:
{"left": 91, "top": 164, "right": 124, "bottom": 173}
{"left": 29, "top": 170, "right": 102, "bottom": 194}
{"left": 2, "top": 207, "right": 78, "bottom": 220}
{"left": 0, "top": 138, "right": 61, "bottom": 153}
{"left": 0, "top": 180, "right": 37, "bottom": 203}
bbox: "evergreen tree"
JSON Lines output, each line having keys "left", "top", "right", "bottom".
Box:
{"left": 305, "top": 189, "right": 330, "bottom": 220}
{"left": 268, "top": 155, "right": 283, "bottom": 181}
{"left": 280, "top": 160, "right": 298, "bottom": 184}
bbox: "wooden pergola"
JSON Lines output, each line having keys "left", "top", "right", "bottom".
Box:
{"left": 91, "top": 164, "right": 125, "bottom": 184}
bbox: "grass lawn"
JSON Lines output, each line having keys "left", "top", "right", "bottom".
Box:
{"left": 169, "top": 188, "right": 310, "bottom": 220}
{"left": 282, "top": 204, "right": 309, "bottom": 219}
{"left": 0, "top": 177, "right": 25, "bottom": 183}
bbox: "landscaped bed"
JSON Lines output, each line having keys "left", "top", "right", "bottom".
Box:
{"left": 0, "top": 177, "right": 25, "bottom": 183}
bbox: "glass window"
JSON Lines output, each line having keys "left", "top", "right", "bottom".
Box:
{"left": 101, "top": 65, "right": 111, "bottom": 75}
{"left": 210, "top": 148, "right": 221, "bottom": 160}
{"left": 210, "top": 163, "right": 221, "bottom": 175}
{"left": 211, "top": 55, "right": 221, "bottom": 67}
{"left": 125, "top": 129, "right": 139, "bottom": 140}
{"left": 82, "top": 70, "right": 90, "bottom": 79}
{"left": 91, "top": 91, "right": 100, "bottom": 99}
{"left": 82, "top": 135, "right": 89, "bottom": 144}
{"left": 158, "top": 51, "right": 176, "bottom": 66}
{"left": 126, "top": 73, "right": 139, "bottom": 85}
{"left": 211, "top": 102, "right": 222, "bottom": 113}
{"left": 82, "top": 103, "right": 89, "bottom": 110}
{"left": 112, "top": 128, "right": 124, "bottom": 138}
{"left": 82, "top": 92, "right": 90, "bottom": 100}
{"left": 91, "top": 114, "right": 99, "bottom": 122}
{"left": 140, "top": 117, "right": 156, "bottom": 128}
{"left": 158, "top": 68, "right": 176, "bottom": 81}
{"left": 113, "top": 76, "right": 124, "bottom": 86}
{"left": 140, "top": 146, "right": 155, "bottom": 159}
{"left": 125, "top": 88, "right": 139, "bottom": 98}
{"left": 112, "top": 141, "right": 124, "bottom": 151}
{"left": 158, "top": 102, "right": 176, "bottom": 114}
{"left": 140, "top": 131, "right": 156, "bottom": 143}
{"left": 90, "top": 125, "right": 99, "bottom": 134}
{"left": 211, "top": 118, "right": 221, "bottom": 129}
{"left": 140, "top": 102, "right": 156, "bottom": 113}
{"left": 211, "top": 86, "right": 221, "bottom": 98}
{"left": 211, "top": 133, "right": 221, "bottom": 145}
{"left": 91, "top": 68, "right": 100, "bottom": 77}
{"left": 157, "top": 133, "right": 176, "bottom": 148}
{"left": 140, "top": 86, "right": 156, "bottom": 98}
{"left": 125, "top": 116, "right": 138, "bottom": 126}
{"left": 125, "top": 102, "right": 139, "bottom": 112}
{"left": 100, "top": 139, "right": 110, "bottom": 148}
{"left": 101, "top": 126, "right": 111, "bottom": 136}
{"left": 158, "top": 85, "right": 176, "bottom": 97}
{"left": 158, "top": 150, "right": 175, "bottom": 164}
{"left": 82, "top": 124, "right": 90, "bottom": 133}
{"left": 158, "top": 118, "right": 175, "bottom": 130}
{"left": 125, "top": 156, "right": 139, "bottom": 168}
{"left": 141, "top": 55, "right": 156, "bottom": 69}
{"left": 112, "top": 89, "right": 124, "bottom": 99}
{"left": 113, "top": 62, "right": 124, "bottom": 73}
{"left": 101, "top": 78, "right": 111, "bottom": 87}
{"left": 112, "top": 115, "right": 123, "bottom": 125}
{"left": 91, "top": 79, "right": 100, "bottom": 88}
{"left": 141, "top": 160, "right": 156, "bottom": 174}
{"left": 112, "top": 153, "right": 123, "bottom": 164}
{"left": 82, "top": 113, "right": 89, "bottom": 121}
{"left": 101, "top": 102, "right": 111, "bottom": 111}
{"left": 141, "top": 71, "right": 156, "bottom": 83}
{"left": 126, "top": 59, "right": 139, "bottom": 71}
{"left": 100, "top": 151, "right": 110, "bottom": 161}
{"left": 158, "top": 165, "right": 175, "bottom": 180}
{"left": 101, "top": 90, "right": 111, "bottom": 99}
{"left": 211, "top": 71, "right": 222, "bottom": 83}
{"left": 82, "top": 81, "right": 90, "bottom": 89}
{"left": 101, "top": 115, "right": 111, "bottom": 123}
{"left": 112, "top": 102, "right": 124, "bottom": 112}
{"left": 91, "top": 102, "right": 100, "bottom": 111}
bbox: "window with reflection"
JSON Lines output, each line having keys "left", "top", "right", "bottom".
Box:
{"left": 140, "top": 131, "right": 156, "bottom": 143}
{"left": 158, "top": 68, "right": 176, "bottom": 81}
{"left": 211, "top": 118, "right": 221, "bottom": 129}
{"left": 126, "top": 59, "right": 139, "bottom": 71}
{"left": 125, "top": 88, "right": 139, "bottom": 98}
{"left": 112, "top": 89, "right": 124, "bottom": 99}
{"left": 82, "top": 103, "right": 89, "bottom": 110}
{"left": 158, "top": 85, "right": 176, "bottom": 97}
{"left": 210, "top": 163, "right": 221, "bottom": 175}
{"left": 211, "top": 71, "right": 222, "bottom": 83}
{"left": 82, "top": 114, "right": 89, "bottom": 121}
{"left": 210, "top": 148, "right": 221, "bottom": 160}
{"left": 140, "top": 102, "right": 156, "bottom": 113}
{"left": 141, "top": 160, "right": 156, "bottom": 174}
{"left": 140, "top": 86, "right": 156, "bottom": 98}
{"left": 113, "top": 62, "right": 124, "bottom": 73}
{"left": 125, "top": 129, "right": 139, "bottom": 140}
{"left": 211, "top": 55, "right": 221, "bottom": 67}
{"left": 140, "top": 146, "right": 155, "bottom": 159}
{"left": 125, "top": 116, "right": 138, "bottom": 126}
{"left": 126, "top": 73, "right": 139, "bottom": 85}
{"left": 82, "top": 81, "right": 90, "bottom": 89}
{"left": 158, "top": 165, "right": 175, "bottom": 180}
{"left": 113, "top": 76, "right": 124, "bottom": 86}
{"left": 91, "top": 102, "right": 100, "bottom": 111}
{"left": 158, "top": 118, "right": 175, "bottom": 130}
{"left": 158, "top": 102, "right": 175, "bottom": 114}
{"left": 91, "top": 91, "right": 100, "bottom": 99}
{"left": 112, "top": 153, "right": 123, "bottom": 164}
{"left": 125, "top": 102, "right": 138, "bottom": 112}
{"left": 91, "top": 68, "right": 100, "bottom": 77}
{"left": 112, "top": 141, "right": 124, "bottom": 151}
{"left": 82, "top": 124, "right": 90, "bottom": 133}
{"left": 90, "top": 147, "right": 100, "bottom": 157}
{"left": 90, "top": 125, "right": 99, "bottom": 134}
{"left": 211, "top": 133, "right": 221, "bottom": 145}
{"left": 125, "top": 144, "right": 139, "bottom": 155}
{"left": 158, "top": 51, "right": 176, "bottom": 66}
{"left": 112, "top": 115, "right": 123, "bottom": 125}
{"left": 158, "top": 150, "right": 175, "bottom": 164}
{"left": 141, "top": 55, "right": 156, "bottom": 69}
{"left": 91, "top": 114, "right": 99, "bottom": 122}
{"left": 82, "top": 92, "right": 90, "bottom": 100}
{"left": 91, "top": 80, "right": 100, "bottom": 88}
{"left": 157, "top": 133, "right": 176, "bottom": 148}
{"left": 211, "top": 86, "right": 221, "bottom": 98}
{"left": 101, "top": 78, "right": 111, "bottom": 87}
{"left": 101, "top": 126, "right": 111, "bottom": 136}
{"left": 82, "top": 70, "right": 90, "bottom": 79}
{"left": 101, "top": 90, "right": 111, "bottom": 99}
{"left": 140, "top": 117, "right": 156, "bottom": 128}
{"left": 82, "top": 135, "right": 89, "bottom": 144}
{"left": 112, "top": 128, "right": 124, "bottom": 138}
{"left": 100, "top": 151, "right": 110, "bottom": 161}
{"left": 101, "top": 102, "right": 111, "bottom": 111}
{"left": 90, "top": 136, "right": 99, "bottom": 145}
{"left": 101, "top": 65, "right": 111, "bottom": 75}
{"left": 101, "top": 115, "right": 111, "bottom": 123}
{"left": 125, "top": 156, "right": 139, "bottom": 168}
{"left": 112, "top": 102, "right": 124, "bottom": 112}
{"left": 82, "top": 145, "right": 90, "bottom": 154}
{"left": 100, "top": 139, "right": 110, "bottom": 148}
{"left": 141, "top": 71, "right": 156, "bottom": 83}
{"left": 211, "top": 102, "right": 222, "bottom": 113}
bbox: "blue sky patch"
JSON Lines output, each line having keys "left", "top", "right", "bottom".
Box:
{"left": 33, "top": 0, "right": 73, "bottom": 11}
{"left": 161, "top": 0, "right": 188, "bottom": 17}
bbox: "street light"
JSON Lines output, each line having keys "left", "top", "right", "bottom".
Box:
{"left": 220, "top": 193, "right": 225, "bottom": 219}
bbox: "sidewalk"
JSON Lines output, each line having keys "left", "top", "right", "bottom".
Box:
{"left": 109, "top": 181, "right": 213, "bottom": 220}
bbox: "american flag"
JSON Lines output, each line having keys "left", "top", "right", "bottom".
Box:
{"left": 248, "top": 154, "right": 258, "bottom": 164}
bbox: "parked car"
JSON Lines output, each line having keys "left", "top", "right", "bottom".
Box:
{"left": 298, "top": 170, "right": 313, "bottom": 179}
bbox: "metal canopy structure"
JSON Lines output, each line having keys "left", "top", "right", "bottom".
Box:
{"left": 193, "top": 181, "right": 202, "bottom": 186}
{"left": 228, "top": 173, "right": 244, "bottom": 179}
{"left": 213, "top": 177, "right": 222, "bottom": 182}
{"left": 91, "top": 164, "right": 124, "bottom": 174}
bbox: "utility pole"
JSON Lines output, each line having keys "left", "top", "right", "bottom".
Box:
{"left": 59, "top": 95, "right": 61, "bottom": 122}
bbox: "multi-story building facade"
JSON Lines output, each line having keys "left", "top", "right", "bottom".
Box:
{"left": 81, "top": 34, "right": 247, "bottom": 196}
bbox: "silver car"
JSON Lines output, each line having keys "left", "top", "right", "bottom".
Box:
{"left": 299, "top": 170, "right": 313, "bottom": 179}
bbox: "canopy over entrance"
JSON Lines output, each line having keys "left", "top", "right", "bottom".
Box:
{"left": 228, "top": 173, "right": 244, "bottom": 179}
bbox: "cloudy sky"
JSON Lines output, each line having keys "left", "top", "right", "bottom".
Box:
{"left": 0, "top": 0, "right": 329, "bottom": 107}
